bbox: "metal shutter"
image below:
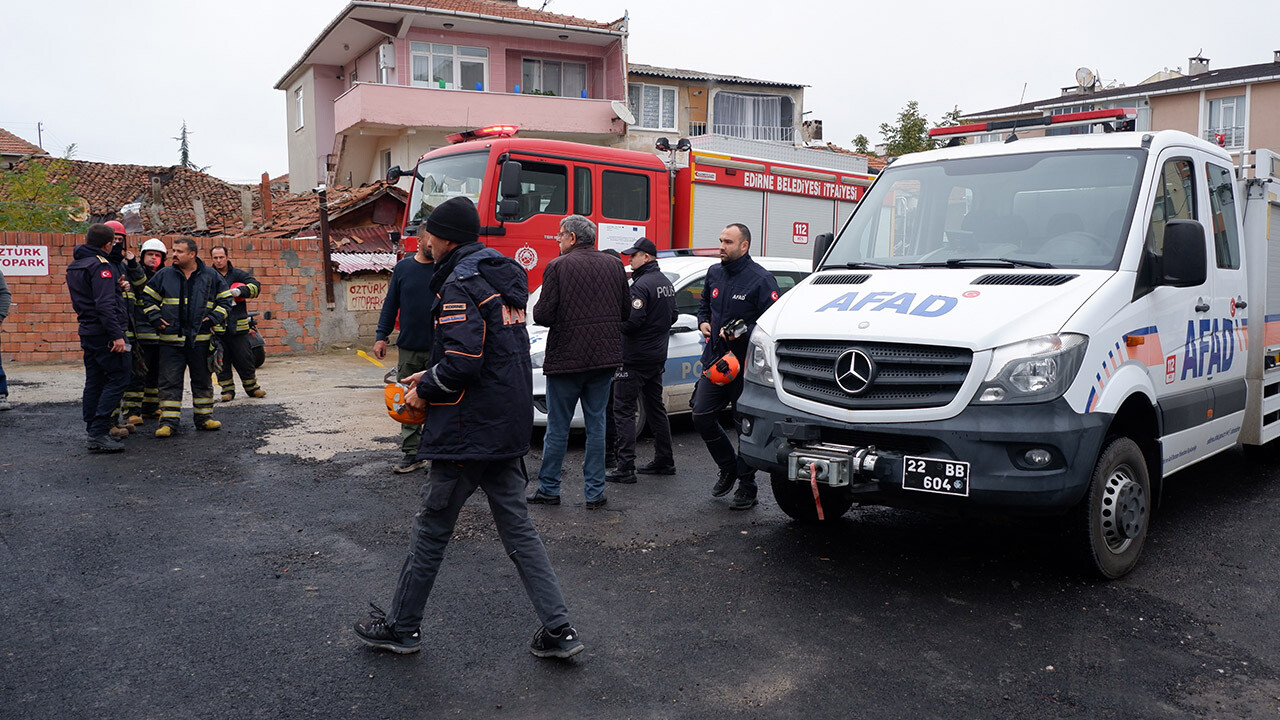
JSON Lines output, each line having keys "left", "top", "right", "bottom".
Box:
{"left": 691, "top": 185, "right": 764, "bottom": 250}
{"left": 764, "top": 193, "right": 835, "bottom": 260}
{"left": 1268, "top": 203, "right": 1280, "bottom": 320}
{"left": 837, "top": 201, "right": 858, "bottom": 237}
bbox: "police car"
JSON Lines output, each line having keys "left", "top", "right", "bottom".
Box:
{"left": 528, "top": 252, "right": 810, "bottom": 428}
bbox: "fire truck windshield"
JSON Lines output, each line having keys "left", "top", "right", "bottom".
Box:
{"left": 406, "top": 150, "right": 488, "bottom": 230}
{"left": 826, "top": 149, "right": 1146, "bottom": 271}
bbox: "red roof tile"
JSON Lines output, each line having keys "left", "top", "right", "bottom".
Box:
{"left": 0, "top": 128, "right": 46, "bottom": 156}
{"left": 237, "top": 181, "right": 407, "bottom": 244}
{"left": 392, "top": 0, "right": 622, "bottom": 30}
{"left": 824, "top": 143, "right": 887, "bottom": 171}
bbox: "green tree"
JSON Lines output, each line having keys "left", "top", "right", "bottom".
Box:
{"left": 0, "top": 160, "right": 86, "bottom": 232}
{"left": 877, "top": 101, "right": 967, "bottom": 156}
{"left": 852, "top": 134, "right": 870, "bottom": 154}
{"left": 173, "top": 120, "right": 210, "bottom": 172}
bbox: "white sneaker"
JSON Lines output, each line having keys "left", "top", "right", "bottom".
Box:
{"left": 0, "top": 395, "right": 10, "bottom": 411}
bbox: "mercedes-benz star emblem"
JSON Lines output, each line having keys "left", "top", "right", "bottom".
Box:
{"left": 834, "top": 348, "right": 875, "bottom": 395}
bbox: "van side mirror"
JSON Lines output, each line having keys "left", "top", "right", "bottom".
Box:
{"left": 385, "top": 165, "right": 405, "bottom": 183}
{"left": 813, "top": 232, "right": 834, "bottom": 271}
{"left": 670, "top": 313, "right": 699, "bottom": 334}
{"left": 1160, "top": 219, "right": 1208, "bottom": 287}
{"left": 497, "top": 160, "right": 523, "bottom": 220}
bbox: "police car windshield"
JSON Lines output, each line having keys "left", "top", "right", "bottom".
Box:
{"left": 407, "top": 151, "right": 488, "bottom": 229}
{"left": 827, "top": 149, "right": 1146, "bottom": 270}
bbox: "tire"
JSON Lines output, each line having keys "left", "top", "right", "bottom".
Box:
{"left": 1071, "top": 436, "right": 1151, "bottom": 579}
{"left": 770, "top": 472, "right": 855, "bottom": 523}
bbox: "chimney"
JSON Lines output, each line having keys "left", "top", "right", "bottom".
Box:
{"left": 1188, "top": 54, "right": 1210, "bottom": 76}
{"left": 1274, "top": 50, "right": 1280, "bottom": 63}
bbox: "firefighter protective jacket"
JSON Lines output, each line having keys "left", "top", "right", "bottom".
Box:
{"left": 142, "top": 259, "right": 233, "bottom": 345}
{"left": 620, "top": 257, "right": 678, "bottom": 368}
{"left": 214, "top": 262, "right": 261, "bottom": 334}
{"left": 126, "top": 259, "right": 160, "bottom": 342}
{"left": 67, "top": 244, "right": 128, "bottom": 340}
{"left": 697, "top": 252, "right": 780, "bottom": 366}
{"left": 415, "top": 242, "right": 533, "bottom": 461}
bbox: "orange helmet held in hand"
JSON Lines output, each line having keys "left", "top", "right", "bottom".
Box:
{"left": 703, "top": 351, "right": 740, "bottom": 385}
{"left": 230, "top": 281, "right": 249, "bottom": 304}
{"left": 384, "top": 369, "right": 427, "bottom": 425}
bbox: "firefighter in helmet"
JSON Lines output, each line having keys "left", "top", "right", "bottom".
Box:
{"left": 209, "top": 246, "right": 266, "bottom": 401}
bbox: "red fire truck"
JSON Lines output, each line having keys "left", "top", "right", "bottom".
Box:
{"left": 390, "top": 126, "right": 874, "bottom": 286}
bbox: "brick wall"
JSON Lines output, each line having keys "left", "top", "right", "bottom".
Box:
{"left": 0, "top": 232, "right": 328, "bottom": 363}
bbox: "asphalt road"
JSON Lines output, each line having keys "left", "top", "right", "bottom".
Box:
{"left": 2, "top": 389, "right": 1278, "bottom": 719}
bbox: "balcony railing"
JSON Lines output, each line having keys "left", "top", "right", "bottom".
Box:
{"left": 688, "top": 121, "right": 707, "bottom": 136}
{"left": 1204, "top": 126, "right": 1245, "bottom": 148}
{"left": 711, "top": 124, "right": 795, "bottom": 143}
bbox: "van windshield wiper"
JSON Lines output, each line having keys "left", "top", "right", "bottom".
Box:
{"left": 819, "top": 261, "right": 898, "bottom": 270}
{"left": 901, "top": 257, "right": 1056, "bottom": 269}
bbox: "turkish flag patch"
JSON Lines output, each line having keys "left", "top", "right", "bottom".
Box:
{"left": 711, "top": 288, "right": 719, "bottom": 298}
{"left": 100, "top": 269, "right": 113, "bottom": 279}
{"left": 770, "top": 290, "right": 779, "bottom": 301}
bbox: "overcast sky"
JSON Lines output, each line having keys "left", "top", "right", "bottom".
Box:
{"left": 3, "top": 0, "right": 1277, "bottom": 184}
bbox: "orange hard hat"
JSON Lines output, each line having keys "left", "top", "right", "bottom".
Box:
{"left": 105, "top": 220, "right": 126, "bottom": 236}
{"left": 704, "top": 351, "right": 740, "bottom": 386}
{"left": 384, "top": 370, "right": 426, "bottom": 425}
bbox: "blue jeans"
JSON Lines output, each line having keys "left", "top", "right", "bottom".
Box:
{"left": 537, "top": 368, "right": 614, "bottom": 501}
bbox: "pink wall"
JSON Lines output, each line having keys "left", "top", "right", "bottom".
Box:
{"left": 333, "top": 82, "right": 624, "bottom": 136}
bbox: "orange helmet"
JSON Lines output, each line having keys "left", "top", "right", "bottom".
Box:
{"left": 383, "top": 369, "right": 426, "bottom": 425}
{"left": 704, "top": 352, "right": 740, "bottom": 385}
{"left": 231, "top": 281, "right": 249, "bottom": 304}
{"left": 105, "top": 220, "right": 126, "bottom": 237}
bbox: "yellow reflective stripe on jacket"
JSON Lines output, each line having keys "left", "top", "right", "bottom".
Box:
{"left": 216, "top": 290, "right": 236, "bottom": 300}
{"left": 195, "top": 333, "right": 213, "bottom": 342}
{"left": 161, "top": 298, "right": 180, "bottom": 305}
{"left": 143, "top": 285, "right": 163, "bottom": 301}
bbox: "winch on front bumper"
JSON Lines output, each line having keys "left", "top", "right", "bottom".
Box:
{"left": 736, "top": 382, "right": 1112, "bottom": 514}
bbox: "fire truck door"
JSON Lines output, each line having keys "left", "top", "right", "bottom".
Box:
{"left": 691, "top": 184, "right": 764, "bottom": 251}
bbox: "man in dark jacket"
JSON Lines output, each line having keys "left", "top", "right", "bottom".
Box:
{"left": 606, "top": 238, "right": 678, "bottom": 484}
{"left": 353, "top": 196, "right": 582, "bottom": 660}
{"left": 527, "top": 214, "right": 630, "bottom": 509}
{"left": 210, "top": 246, "right": 266, "bottom": 402}
{"left": 694, "top": 223, "right": 780, "bottom": 510}
{"left": 141, "top": 238, "right": 232, "bottom": 437}
{"left": 121, "top": 238, "right": 168, "bottom": 424}
{"left": 66, "top": 223, "right": 132, "bottom": 452}
{"left": 373, "top": 231, "right": 435, "bottom": 473}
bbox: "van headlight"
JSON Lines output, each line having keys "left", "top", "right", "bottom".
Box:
{"left": 974, "top": 333, "right": 1088, "bottom": 404}
{"left": 745, "top": 330, "right": 775, "bottom": 387}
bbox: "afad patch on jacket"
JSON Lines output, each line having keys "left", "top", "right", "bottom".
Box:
{"left": 502, "top": 305, "right": 526, "bottom": 326}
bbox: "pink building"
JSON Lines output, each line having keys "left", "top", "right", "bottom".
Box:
{"left": 276, "top": 0, "right": 629, "bottom": 194}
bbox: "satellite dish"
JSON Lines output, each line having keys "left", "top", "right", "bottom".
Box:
{"left": 611, "top": 99, "right": 636, "bottom": 125}
{"left": 1075, "top": 67, "right": 1096, "bottom": 89}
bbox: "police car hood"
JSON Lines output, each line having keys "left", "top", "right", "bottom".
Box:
{"left": 758, "top": 269, "right": 1114, "bottom": 350}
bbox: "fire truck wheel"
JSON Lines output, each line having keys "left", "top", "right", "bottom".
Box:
{"left": 770, "top": 472, "right": 854, "bottom": 523}
{"left": 1072, "top": 436, "right": 1150, "bottom": 580}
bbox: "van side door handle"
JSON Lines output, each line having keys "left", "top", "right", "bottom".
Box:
{"left": 1195, "top": 298, "right": 1210, "bottom": 313}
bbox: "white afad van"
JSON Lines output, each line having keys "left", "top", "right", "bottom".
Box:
{"left": 736, "top": 109, "right": 1280, "bottom": 578}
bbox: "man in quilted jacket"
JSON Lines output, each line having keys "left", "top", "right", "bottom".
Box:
{"left": 527, "top": 215, "right": 630, "bottom": 509}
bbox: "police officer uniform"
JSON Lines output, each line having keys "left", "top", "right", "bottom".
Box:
{"left": 214, "top": 260, "right": 265, "bottom": 401}
{"left": 693, "top": 250, "right": 780, "bottom": 507}
{"left": 609, "top": 238, "right": 678, "bottom": 481}
{"left": 66, "top": 232, "right": 132, "bottom": 451}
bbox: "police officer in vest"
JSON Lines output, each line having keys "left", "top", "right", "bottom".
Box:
{"left": 693, "top": 223, "right": 780, "bottom": 510}
{"left": 66, "top": 223, "right": 133, "bottom": 452}
{"left": 606, "top": 238, "right": 678, "bottom": 484}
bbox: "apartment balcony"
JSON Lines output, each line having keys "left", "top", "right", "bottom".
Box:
{"left": 333, "top": 82, "right": 626, "bottom": 139}
{"left": 711, "top": 123, "right": 795, "bottom": 143}
{"left": 1203, "top": 125, "right": 1245, "bottom": 148}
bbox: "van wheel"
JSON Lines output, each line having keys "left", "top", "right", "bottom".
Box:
{"left": 770, "top": 472, "right": 854, "bottom": 523}
{"left": 1072, "top": 437, "right": 1150, "bottom": 579}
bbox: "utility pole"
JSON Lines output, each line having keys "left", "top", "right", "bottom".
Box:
{"left": 37, "top": 122, "right": 43, "bottom": 149}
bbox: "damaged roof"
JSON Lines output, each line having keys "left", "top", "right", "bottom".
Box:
{"left": 237, "top": 181, "right": 406, "bottom": 248}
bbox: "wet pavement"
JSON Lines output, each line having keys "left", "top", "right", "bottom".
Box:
{"left": 1, "top": 354, "right": 1278, "bottom": 719}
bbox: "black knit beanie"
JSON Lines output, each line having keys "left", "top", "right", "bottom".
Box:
{"left": 426, "top": 196, "right": 480, "bottom": 244}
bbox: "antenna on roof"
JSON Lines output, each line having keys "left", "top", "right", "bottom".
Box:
{"left": 1018, "top": 82, "right": 1027, "bottom": 105}
{"left": 540, "top": 0, "right": 552, "bottom": 10}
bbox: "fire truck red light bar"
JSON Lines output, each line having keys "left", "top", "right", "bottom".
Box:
{"left": 1048, "top": 108, "right": 1131, "bottom": 124}
{"left": 929, "top": 122, "right": 990, "bottom": 137}
{"left": 475, "top": 124, "right": 519, "bottom": 137}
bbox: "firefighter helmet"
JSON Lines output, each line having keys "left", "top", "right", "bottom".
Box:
{"left": 383, "top": 369, "right": 426, "bottom": 425}
{"left": 105, "top": 220, "right": 126, "bottom": 236}
{"left": 141, "top": 238, "right": 167, "bottom": 254}
{"left": 703, "top": 351, "right": 740, "bottom": 385}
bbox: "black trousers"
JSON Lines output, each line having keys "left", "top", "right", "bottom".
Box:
{"left": 216, "top": 332, "right": 260, "bottom": 396}
{"left": 691, "top": 373, "right": 756, "bottom": 496}
{"left": 81, "top": 335, "right": 131, "bottom": 437}
{"left": 123, "top": 342, "right": 160, "bottom": 416}
{"left": 158, "top": 341, "right": 214, "bottom": 426}
{"left": 612, "top": 364, "right": 674, "bottom": 470}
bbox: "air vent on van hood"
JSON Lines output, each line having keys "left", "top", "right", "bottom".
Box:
{"left": 812, "top": 272, "right": 871, "bottom": 285}
{"left": 971, "top": 273, "right": 1078, "bottom": 286}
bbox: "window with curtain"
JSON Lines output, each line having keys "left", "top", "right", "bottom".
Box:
{"left": 410, "top": 43, "right": 488, "bottom": 91}
{"left": 521, "top": 59, "right": 587, "bottom": 97}
{"left": 627, "top": 83, "right": 677, "bottom": 130}
{"left": 712, "top": 92, "right": 791, "bottom": 141}
{"left": 1207, "top": 95, "right": 1245, "bottom": 147}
